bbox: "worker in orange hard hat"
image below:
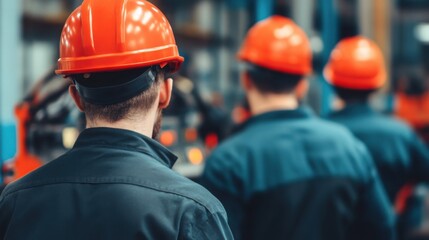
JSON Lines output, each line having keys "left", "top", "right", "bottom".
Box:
{"left": 326, "top": 36, "right": 429, "bottom": 229}
{"left": 0, "top": 1, "right": 233, "bottom": 239}
{"left": 200, "top": 17, "right": 395, "bottom": 240}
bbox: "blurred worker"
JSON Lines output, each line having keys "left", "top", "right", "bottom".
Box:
{"left": 200, "top": 16, "right": 395, "bottom": 240}
{"left": 325, "top": 37, "right": 429, "bottom": 206}
{"left": 325, "top": 37, "right": 429, "bottom": 240}
{"left": 0, "top": 1, "right": 232, "bottom": 239}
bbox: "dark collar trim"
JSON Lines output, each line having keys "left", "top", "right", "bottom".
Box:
{"left": 73, "top": 127, "right": 177, "bottom": 168}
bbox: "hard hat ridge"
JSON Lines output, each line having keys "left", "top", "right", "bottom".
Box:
{"left": 56, "top": 0, "right": 184, "bottom": 75}
{"left": 237, "top": 15, "right": 312, "bottom": 75}
{"left": 324, "top": 36, "right": 386, "bottom": 90}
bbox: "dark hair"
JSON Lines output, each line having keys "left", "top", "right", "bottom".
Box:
{"left": 333, "top": 86, "right": 376, "bottom": 102}
{"left": 71, "top": 67, "right": 164, "bottom": 123}
{"left": 246, "top": 64, "right": 303, "bottom": 94}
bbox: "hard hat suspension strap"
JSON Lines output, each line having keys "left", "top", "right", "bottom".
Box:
{"left": 73, "top": 66, "right": 158, "bottom": 105}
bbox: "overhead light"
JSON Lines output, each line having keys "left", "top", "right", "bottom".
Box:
{"left": 310, "top": 35, "right": 324, "bottom": 54}
{"left": 415, "top": 23, "right": 429, "bottom": 43}
{"left": 62, "top": 127, "right": 79, "bottom": 149}
{"left": 187, "top": 147, "right": 204, "bottom": 165}
{"left": 159, "top": 130, "right": 177, "bottom": 147}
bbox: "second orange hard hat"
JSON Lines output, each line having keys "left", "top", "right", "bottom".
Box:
{"left": 56, "top": 0, "right": 184, "bottom": 75}
{"left": 324, "top": 36, "right": 387, "bottom": 90}
{"left": 237, "top": 16, "right": 312, "bottom": 75}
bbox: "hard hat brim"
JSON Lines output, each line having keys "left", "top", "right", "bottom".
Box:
{"left": 56, "top": 45, "right": 184, "bottom": 75}
{"left": 323, "top": 63, "right": 386, "bottom": 90}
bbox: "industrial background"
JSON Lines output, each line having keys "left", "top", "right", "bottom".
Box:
{"left": 2, "top": 0, "right": 429, "bottom": 231}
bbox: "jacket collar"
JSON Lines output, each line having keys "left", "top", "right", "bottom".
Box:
{"left": 236, "top": 106, "right": 315, "bottom": 132}
{"left": 334, "top": 102, "right": 376, "bottom": 117}
{"left": 73, "top": 127, "right": 177, "bottom": 168}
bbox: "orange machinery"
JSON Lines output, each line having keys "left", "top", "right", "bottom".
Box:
{"left": 395, "top": 92, "right": 429, "bottom": 143}
{"left": 7, "top": 103, "right": 44, "bottom": 183}
{"left": 3, "top": 70, "right": 76, "bottom": 184}
{"left": 3, "top": 72, "right": 233, "bottom": 184}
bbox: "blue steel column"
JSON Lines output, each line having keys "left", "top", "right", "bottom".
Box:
{"left": 255, "top": 0, "right": 273, "bottom": 21}
{"left": 0, "top": 1, "right": 21, "bottom": 172}
{"left": 320, "top": 0, "right": 338, "bottom": 116}
{"left": 227, "top": 0, "right": 247, "bottom": 9}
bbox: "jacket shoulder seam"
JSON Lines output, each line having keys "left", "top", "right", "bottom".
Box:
{"left": 2, "top": 177, "right": 224, "bottom": 215}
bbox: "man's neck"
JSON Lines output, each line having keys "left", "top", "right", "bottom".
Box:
{"left": 248, "top": 93, "right": 299, "bottom": 116}
{"left": 86, "top": 118, "right": 154, "bottom": 137}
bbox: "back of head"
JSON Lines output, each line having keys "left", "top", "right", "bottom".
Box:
{"left": 244, "top": 64, "right": 303, "bottom": 94}
{"left": 55, "top": 0, "right": 184, "bottom": 122}
{"left": 333, "top": 87, "right": 376, "bottom": 103}
{"left": 237, "top": 16, "right": 312, "bottom": 94}
{"left": 324, "top": 36, "right": 386, "bottom": 101}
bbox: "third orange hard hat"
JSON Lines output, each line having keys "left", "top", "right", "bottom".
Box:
{"left": 56, "top": 0, "right": 184, "bottom": 75}
{"left": 237, "top": 16, "right": 312, "bottom": 75}
{"left": 324, "top": 36, "right": 387, "bottom": 90}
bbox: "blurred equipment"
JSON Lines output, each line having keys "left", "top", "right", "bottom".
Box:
{"left": 395, "top": 74, "right": 429, "bottom": 144}
{"left": 163, "top": 75, "right": 232, "bottom": 178}
{"left": 191, "top": 81, "right": 233, "bottom": 148}
{"left": 2, "top": 70, "right": 228, "bottom": 183}
{"left": 3, "top": 69, "right": 83, "bottom": 185}
{"left": 397, "top": 185, "right": 429, "bottom": 240}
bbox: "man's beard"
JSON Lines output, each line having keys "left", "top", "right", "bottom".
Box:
{"left": 152, "top": 109, "right": 163, "bottom": 139}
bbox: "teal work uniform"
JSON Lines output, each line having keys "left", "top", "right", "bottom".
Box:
{"left": 329, "top": 103, "right": 429, "bottom": 202}
{"left": 201, "top": 107, "right": 395, "bottom": 240}
{"left": 0, "top": 128, "right": 233, "bottom": 240}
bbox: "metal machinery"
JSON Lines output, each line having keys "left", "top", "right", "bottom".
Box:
{"left": 393, "top": 0, "right": 429, "bottom": 145}
{"left": 157, "top": 75, "right": 233, "bottom": 178}
{"left": 2, "top": 70, "right": 83, "bottom": 184}
{"left": 2, "top": 69, "right": 225, "bottom": 182}
{"left": 391, "top": 1, "right": 429, "bottom": 239}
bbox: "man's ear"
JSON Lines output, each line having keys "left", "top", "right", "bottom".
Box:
{"left": 295, "top": 78, "right": 309, "bottom": 100}
{"left": 158, "top": 78, "right": 173, "bottom": 109}
{"left": 241, "top": 72, "right": 253, "bottom": 91}
{"left": 69, "top": 85, "right": 85, "bottom": 112}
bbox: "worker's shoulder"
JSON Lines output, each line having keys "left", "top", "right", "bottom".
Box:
{"left": 1, "top": 160, "right": 225, "bottom": 216}
{"left": 0, "top": 177, "right": 29, "bottom": 203}
{"left": 280, "top": 116, "right": 360, "bottom": 147}
{"left": 364, "top": 115, "right": 415, "bottom": 141}
{"left": 307, "top": 116, "right": 356, "bottom": 135}
{"left": 141, "top": 168, "right": 227, "bottom": 214}
{"left": 310, "top": 117, "right": 372, "bottom": 152}
{"left": 331, "top": 109, "right": 412, "bottom": 132}
{"left": 379, "top": 115, "right": 414, "bottom": 133}
{"left": 102, "top": 167, "right": 228, "bottom": 216}
{"left": 209, "top": 116, "right": 360, "bottom": 161}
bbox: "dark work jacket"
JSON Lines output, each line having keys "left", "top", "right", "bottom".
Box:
{"left": 0, "top": 128, "right": 233, "bottom": 240}
{"left": 200, "top": 107, "right": 395, "bottom": 240}
{"left": 329, "top": 103, "right": 429, "bottom": 202}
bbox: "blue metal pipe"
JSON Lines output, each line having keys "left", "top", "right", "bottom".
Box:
{"left": 255, "top": 0, "right": 274, "bottom": 22}
{"left": 320, "top": 0, "right": 339, "bottom": 116}
{"left": 0, "top": 0, "right": 21, "bottom": 180}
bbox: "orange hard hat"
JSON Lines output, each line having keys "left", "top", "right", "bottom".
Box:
{"left": 56, "top": 0, "right": 184, "bottom": 75}
{"left": 237, "top": 16, "right": 312, "bottom": 75}
{"left": 324, "top": 36, "right": 386, "bottom": 90}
